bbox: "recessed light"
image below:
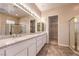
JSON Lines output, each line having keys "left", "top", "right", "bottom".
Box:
{"left": 16, "top": 14, "right": 18, "bottom": 16}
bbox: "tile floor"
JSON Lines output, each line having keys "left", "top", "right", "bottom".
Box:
{"left": 37, "top": 39, "right": 78, "bottom": 56}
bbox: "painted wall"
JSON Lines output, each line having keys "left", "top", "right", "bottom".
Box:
{"left": 42, "top": 4, "right": 79, "bottom": 46}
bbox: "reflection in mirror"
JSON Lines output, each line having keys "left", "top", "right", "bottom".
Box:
{"left": 37, "top": 22, "right": 45, "bottom": 32}
{"left": 30, "top": 20, "right": 35, "bottom": 33}
{"left": 37, "top": 22, "right": 41, "bottom": 32}
{"left": 0, "top": 3, "right": 36, "bottom": 39}
{"left": 41, "top": 23, "right": 44, "bottom": 31}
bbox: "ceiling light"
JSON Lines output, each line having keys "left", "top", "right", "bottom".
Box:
{"left": 13, "top": 3, "right": 40, "bottom": 20}
{"left": 21, "top": 3, "right": 40, "bottom": 19}
{"left": 13, "top": 3, "right": 34, "bottom": 18}
{"left": 16, "top": 14, "right": 18, "bottom": 16}
{"left": 74, "top": 18, "right": 77, "bottom": 22}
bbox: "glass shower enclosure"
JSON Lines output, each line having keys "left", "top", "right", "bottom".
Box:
{"left": 69, "top": 17, "right": 79, "bottom": 52}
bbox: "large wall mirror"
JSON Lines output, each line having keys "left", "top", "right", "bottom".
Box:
{"left": 0, "top": 3, "right": 37, "bottom": 39}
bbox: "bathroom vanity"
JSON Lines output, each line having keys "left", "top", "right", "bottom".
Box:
{"left": 0, "top": 32, "right": 47, "bottom": 56}
{"left": 0, "top": 3, "right": 46, "bottom": 56}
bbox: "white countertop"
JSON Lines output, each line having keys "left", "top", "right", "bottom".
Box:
{"left": 0, "top": 32, "right": 46, "bottom": 49}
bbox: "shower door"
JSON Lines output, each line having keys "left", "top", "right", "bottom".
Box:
{"left": 69, "top": 19, "right": 76, "bottom": 50}
{"left": 76, "top": 21, "right": 79, "bottom": 51}
{"left": 69, "top": 17, "right": 79, "bottom": 51}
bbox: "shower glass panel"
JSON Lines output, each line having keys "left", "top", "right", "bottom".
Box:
{"left": 76, "top": 20, "right": 79, "bottom": 51}
{"left": 69, "top": 17, "right": 79, "bottom": 51}
{"left": 69, "top": 18, "right": 75, "bottom": 50}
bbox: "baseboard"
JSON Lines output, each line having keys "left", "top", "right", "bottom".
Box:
{"left": 69, "top": 47, "right": 79, "bottom": 55}
{"left": 58, "top": 43, "right": 69, "bottom": 47}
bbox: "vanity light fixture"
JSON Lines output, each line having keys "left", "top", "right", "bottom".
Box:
{"left": 6, "top": 20, "right": 15, "bottom": 24}
{"left": 13, "top": 3, "right": 40, "bottom": 20}
{"left": 73, "top": 17, "right": 78, "bottom": 23}
{"left": 20, "top": 3, "right": 40, "bottom": 19}
{"left": 13, "top": 3, "right": 33, "bottom": 17}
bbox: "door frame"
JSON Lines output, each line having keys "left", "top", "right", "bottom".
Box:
{"left": 48, "top": 15, "right": 58, "bottom": 43}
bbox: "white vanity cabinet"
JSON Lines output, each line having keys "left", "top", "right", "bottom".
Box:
{"left": 27, "top": 38, "right": 37, "bottom": 56}
{"left": 42, "top": 34, "right": 47, "bottom": 46}
{"left": 36, "top": 34, "right": 47, "bottom": 54}
{"left": 6, "top": 38, "right": 37, "bottom": 56}
{"left": 36, "top": 36, "right": 43, "bottom": 54}
{"left": 0, "top": 32, "right": 47, "bottom": 56}
{"left": 15, "top": 48, "right": 27, "bottom": 56}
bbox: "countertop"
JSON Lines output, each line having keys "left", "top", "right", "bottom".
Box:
{"left": 0, "top": 32, "right": 46, "bottom": 49}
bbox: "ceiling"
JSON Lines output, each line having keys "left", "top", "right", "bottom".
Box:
{"left": 0, "top": 3, "right": 30, "bottom": 18}
{"left": 0, "top": 3, "right": 73, "bottom": 18}
{"left": 35, "top": 3, "right": 72, "bottom": 12}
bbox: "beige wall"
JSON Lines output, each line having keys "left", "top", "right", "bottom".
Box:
{"left": 0, "top": 13, "right": 19, "bottom": 35}
{"left": 42, "top": 4, "right": 79, "bottom": 46}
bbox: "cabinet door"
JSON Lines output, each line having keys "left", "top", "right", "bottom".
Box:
{"left": 42, "top": 35, "right": 47, "bottom": 45}
{"left": 28, "top": 42, "right": 36, "bottom": 56}
{"left": 15, "top": 48, "right": 27, "bottom": 56}
{"left": 36, "top": 37, "right": 43, "bottom": 54}
{"left": 6, "top": 41, "right": 27, "bottom": 56}
{"left": 37, "top": 37, "right": 43, "bottom": 47}
{"left": 0, "top": 49, "right": 5, "bottom": 56}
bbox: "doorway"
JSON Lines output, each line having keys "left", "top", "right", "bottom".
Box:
{"left": 49, "top": 15, "right": 58, "bottom": 45}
